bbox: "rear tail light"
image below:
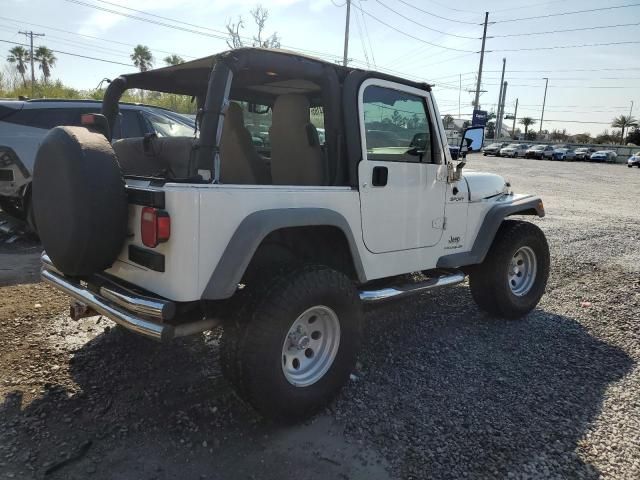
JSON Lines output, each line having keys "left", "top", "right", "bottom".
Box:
{"left": 141, "top": 207, "right": 170, "bottom": 248}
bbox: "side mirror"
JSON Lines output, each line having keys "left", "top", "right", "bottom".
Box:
{"left": 449, "top": 125, "right": 485, "bottom": 182}
{"left": 459, "top": 125, "right": 485, "bottom": 154}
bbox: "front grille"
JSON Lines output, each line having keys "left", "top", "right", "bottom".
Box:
{"left": 0, "top": 169, "right": 14, "bottom": 181}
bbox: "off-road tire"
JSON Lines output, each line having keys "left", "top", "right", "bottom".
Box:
{"left": 469, "top": 220, "right": 550, "bottom": 319}
{"left": 32, "top": 126, "right": 127, "bottom": 276}
{"left": 220, "top": 265, "right": 362, "bottom": 422}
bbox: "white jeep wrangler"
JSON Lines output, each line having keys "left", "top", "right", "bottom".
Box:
{"left": 33, "top": 48, "right": 549, "bottom": 421}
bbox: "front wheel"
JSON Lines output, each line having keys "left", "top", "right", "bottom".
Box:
{"left": 470, "top": 220, "right": 550, "bottom": 319}
{"left": 221, "top": 265, "right": 363, "bottom": 421}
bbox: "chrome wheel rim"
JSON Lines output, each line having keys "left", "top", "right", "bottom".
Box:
{"left": 508, "top": 246, "right": 537, "bottom": 296}
{"left": 281, "top": 305, "right": 341, "bottom": 387}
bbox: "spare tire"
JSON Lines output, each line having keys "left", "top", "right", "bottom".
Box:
{"left": 33, "top": 126, "right": 128, "bottom": 276}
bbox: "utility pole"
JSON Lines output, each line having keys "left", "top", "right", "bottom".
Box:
{"left": 512, "top": 98, "right": 518, "bottom": 138}
{"left": 497, "top": 81, "right": 507, "bottom": 139}
{"left": 495, "top": 58, "right": 506, "bottom": 138}
{"left": 473, "top": 12, "right": 489, "bottom": 110}
{"left": 19, "top": 30, "right": 45, "bottom": 89}
{"left": 342, "top": 0, "right": 351, "bottom": 67}
{"left": 539, "top": 77, "right": 549, "bottom": 134}
{"left": 629, "top": 100, "right": 634, "bottom": 117}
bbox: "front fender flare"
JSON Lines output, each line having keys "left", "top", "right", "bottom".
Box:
{"left": 437, "top": 196, "right": 545, "bottom": 269}
{"left": 201, "top": 208, "right": 366, "bottom": 300}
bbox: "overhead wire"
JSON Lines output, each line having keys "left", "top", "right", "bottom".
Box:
{"left": 491, "top": 22, "right": 640, "bottom": 38}
{"left": 349, "top": 2, "right": 477, "bottom": 52}
{"left": 63, "top": 0, "right": 350, "bottom": 63}
{"left": 352, "top": 4, "right": 370, "bottom": 68}
{"left": 393, "top": 0, "right": 482, "bottom": 25}
{"left": 372, "top": 0, "right": 480, "bottom": 39}
{"left": 494, "top": 3, "right": 640, "bottom": 23}
{"left": 0, "top": 38, "right": 132, "bottom": 66}
{"left": 490, "top": 41, "right": 640, "bottom": 53}
{"left": 358, "top": 0, "right": 376, "bottom": 69}
{"left": 0, "top": 15, "right": 196, "bottom": 59}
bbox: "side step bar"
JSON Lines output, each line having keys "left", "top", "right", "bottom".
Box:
{"left": 359, "top": 270, "right": 466, "bottom": 303}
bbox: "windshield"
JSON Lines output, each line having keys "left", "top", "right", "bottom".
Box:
{"left": 506, "top": 144, "right": 520, "bottom": 148}
{"left": 146, "top": 111, "right": 195, "bottom": 137}
{"left": 488, "top": 143, "right": 502, "bottom": 148}
{"left": 530, "top": 145, "right": 545, "bottom": 150}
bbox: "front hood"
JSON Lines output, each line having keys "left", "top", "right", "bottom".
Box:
{"left": 463, "top": 172, "right": 509, "bottom": 201}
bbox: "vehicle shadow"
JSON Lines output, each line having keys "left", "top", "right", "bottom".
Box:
{"left": 0, "top": 286, "right": 633, "bottom": 479}
{"left": 344, "top": 286, "right": 634, "bottom": 479}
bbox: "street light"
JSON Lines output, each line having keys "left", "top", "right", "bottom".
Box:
{"left": 539, "top": 77, "right": 549, "bottom": 134}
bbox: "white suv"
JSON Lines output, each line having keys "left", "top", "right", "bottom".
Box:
{"left": 0, "top": 99, "right": 194, "bottom": 226}
{"left": 34, "top": 48, "right": 550, "bottom": 421}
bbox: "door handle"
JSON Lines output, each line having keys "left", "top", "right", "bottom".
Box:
{"left": 372, "top": 166, "right": 388, "bottom": 187}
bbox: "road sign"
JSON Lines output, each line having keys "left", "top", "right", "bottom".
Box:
{"left": 472, "top": 109, "right": 488, "bottom": 126}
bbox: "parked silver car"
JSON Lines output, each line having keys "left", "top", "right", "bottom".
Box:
{"left": 551, "top": 148, "right": 577, "bottom": 161}
{"left": 627, "top": 151, "right": 640, "bottom": 168}
{"left": 574, "top": 147, "right": 596, "bottom": 161}
{"left": 525, "top": 144, "right": 555, "bottom": 160}
{"left": 500, "top": 143, "right": 529, "bottom": 158}
{"left": 589, "top": 150, "right": 618, "bottom": 163}
{"left": 0, "top": 99, "right": 195, "bottom": 225}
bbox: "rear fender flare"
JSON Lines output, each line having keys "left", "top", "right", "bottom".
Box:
{"left": 201, "top": 208, "right": 365, "bottom": 300}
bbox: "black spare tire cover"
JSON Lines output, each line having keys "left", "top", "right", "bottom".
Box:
{"left": 33, "top": 126, "right": 128, "bottom": 276}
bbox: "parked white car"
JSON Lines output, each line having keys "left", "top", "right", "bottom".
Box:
{"left": 499, "top": 143, "right": 529, "bottom": 158}
{"left": 525, "top": 144, "right": 555, "bottom": 160}
{"left": 33, "top": 48, "right": 550, "bottom": 422}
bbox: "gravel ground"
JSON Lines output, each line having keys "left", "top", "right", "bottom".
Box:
{"left": 1, "top": 156, "right": 639, "bottom": 479}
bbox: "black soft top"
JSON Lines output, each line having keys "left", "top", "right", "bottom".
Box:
{"left": 118, "top": 47, "right": 430, "bottom": 96}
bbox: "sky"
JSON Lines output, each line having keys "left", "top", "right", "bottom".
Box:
{"left": 1, "top": 0, "right": 638, "bottom": 135}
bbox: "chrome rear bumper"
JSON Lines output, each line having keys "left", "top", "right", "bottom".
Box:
{"left": 40, "top": 253, "right": 217, "bottom": 341}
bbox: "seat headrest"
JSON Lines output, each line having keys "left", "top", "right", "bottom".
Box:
{"left": 272, "top": 94, "right": 311, "bottom": 125}
{"left": 226, "top": 102, "right": 244, "bottom": 127}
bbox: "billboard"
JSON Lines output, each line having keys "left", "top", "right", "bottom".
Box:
{"left": 472, "top": 109, "right": 488, "bottom": 126}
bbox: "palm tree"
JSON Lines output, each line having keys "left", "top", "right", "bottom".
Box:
{"left": 519, "top": 117, "right": 536, "bottom": 135}
{"left": 163, "top": 54, "right": 184, "bottom": 66}
{"left": 6, "top": 46, "right": 29, "bottom": 88}
{"left": 33, "top": 46, "right": 57, "bottom": 84}
{"left": 611, "top": 115, "right": 637, "bottom": 145}
{"left": 442, "top": 114, "right": 454, "bottom": 129}
{"left": 131, "top": 45, "right": 154, "bottom": 72}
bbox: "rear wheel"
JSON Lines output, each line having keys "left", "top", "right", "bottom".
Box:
{"left": 221, "top": 265, "right": 362, "bottom": 421}
{"left": 470, "top": 220, "right": 550, "bottom": 319}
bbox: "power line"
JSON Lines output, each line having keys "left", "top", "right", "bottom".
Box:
{"left": 352, "top": 4, "right": 370, "bottom": 68}
{"left": 477, "top": 83, "right": 639, "bottom": 89}
{"left": 492, "top": 0, "right": 569, "bottom": 14}
{"left": 490, "top": 41, "right": 640, "bottom": 53}
{"left": 63, "top": 0, "right": 351, "bottom": 64}
{"left": 0, "top": 38, "right": 132, "bottom": 66}
{"left": 480, "top": 76, "right": 640, "bottom": 81}
{"left": 491, "top": 22, "right": 640, "bottom": 38}
{"left": 0, "top": 15, "right": 196, "bottom": 59}
{"left": 393, "top": 0, "right": 482, "bottom": 25}
{"left": 494, "top": 3, "right": 640, "bottom": 23}
{"left": 358, "top": 0, "right": 376, "bottom": 69}
{"left": 350, "top": 2, "right": 476, "bottom": 51}
{"left": 373, "top": 0, "right": 479, "bottom": 39}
